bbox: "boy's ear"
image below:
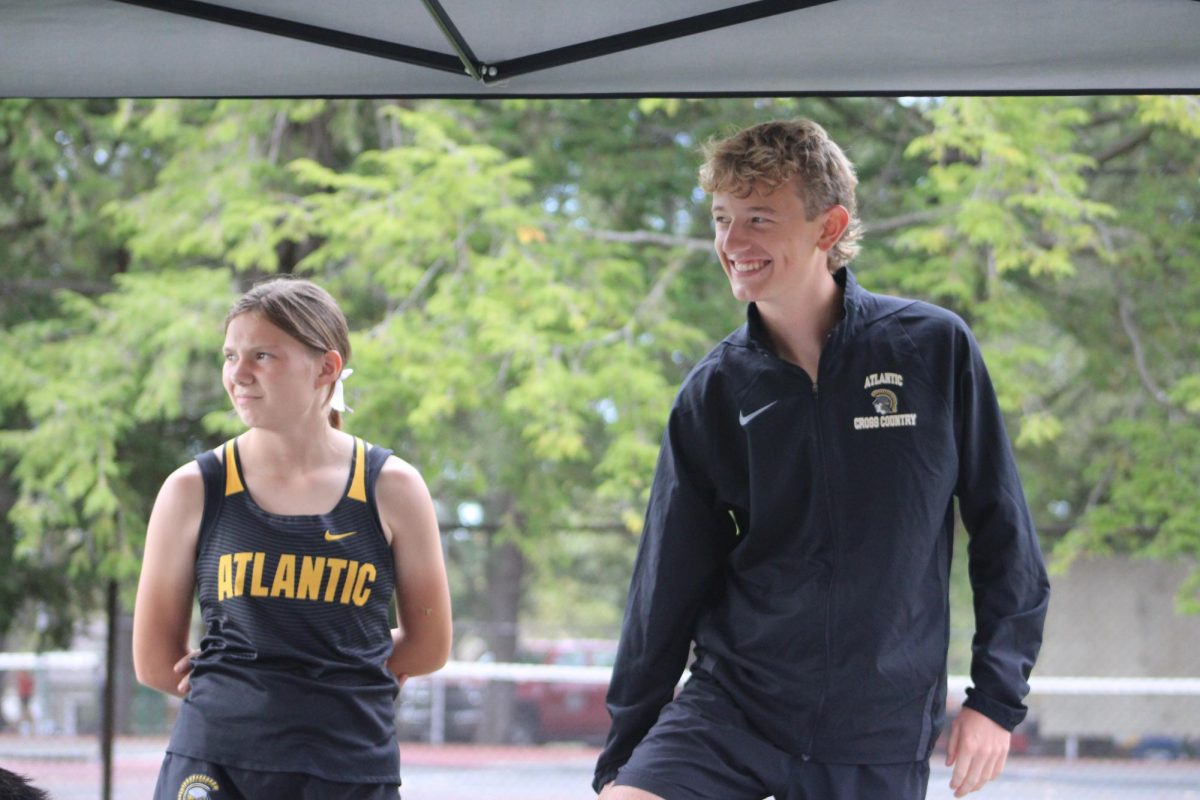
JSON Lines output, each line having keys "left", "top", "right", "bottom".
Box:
{"left": 818, "top": 205, "right": 851, "bottom": 251}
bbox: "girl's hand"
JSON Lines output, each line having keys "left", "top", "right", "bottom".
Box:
{"left": 174, "top": 649, "right": 201, "bottom": 695}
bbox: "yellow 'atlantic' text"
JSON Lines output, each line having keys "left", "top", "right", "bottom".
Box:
{"left": 216, "top": 552, "right": 376, "bottom": 607}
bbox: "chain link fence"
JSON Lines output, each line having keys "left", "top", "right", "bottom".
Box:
{"left": 3, "top": 553, "right": 1199, "bottom": 798}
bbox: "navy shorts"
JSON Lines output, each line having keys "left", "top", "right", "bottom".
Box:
{"left": 612, "top": 673, "right": 930, "bottom": 800}
{"left": 154, "top": 753, "right": 401, "bottom": 800}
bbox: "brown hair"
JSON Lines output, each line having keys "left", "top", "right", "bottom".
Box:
{"left": 699, "top": 119, "right": 862, "bottom": 268}
{"left": 225, "top": 277, "right": 351, "bottom": 429}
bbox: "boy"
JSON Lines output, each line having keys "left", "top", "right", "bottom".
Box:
{"left": 595, "top": 119, "right": 1049, "bottom": 800}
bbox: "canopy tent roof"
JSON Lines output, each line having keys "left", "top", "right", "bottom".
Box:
{"left": 2, "top": 0, "right": 1198, "bottom": 98}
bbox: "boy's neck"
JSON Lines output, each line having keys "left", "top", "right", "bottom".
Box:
{"left": 755, "top": 266, "right": 843, "bottom": 380}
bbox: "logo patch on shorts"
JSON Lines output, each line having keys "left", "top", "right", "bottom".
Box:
{"left": 178, "top": 773, "right": 219, "bottom": 800}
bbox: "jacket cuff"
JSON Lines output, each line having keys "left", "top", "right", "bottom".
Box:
{"left": 593, "top": 766, "right": 620, "bottom": 795}
{"left": 963, "top": 687, "right": 1027, "bottom": 732}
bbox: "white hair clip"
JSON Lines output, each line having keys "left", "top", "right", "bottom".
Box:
{"left": 330, "top": 368, "right": 354, "bottom": 413}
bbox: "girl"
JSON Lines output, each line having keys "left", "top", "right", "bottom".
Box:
{"left": 134, "top": 277, "right": 451, "bottom": 799}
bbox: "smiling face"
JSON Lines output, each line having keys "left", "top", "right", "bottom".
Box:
{"left": 711, "top": 178, "right": 848, "bottom": 311}
{"left": 222, "top": 311, "right": 334, "bottom": 431}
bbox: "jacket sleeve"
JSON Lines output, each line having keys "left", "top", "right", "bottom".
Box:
{"left": 954, "top": 324, "right": 1051, "bottom": 731}
{"left": 593, "top": 403, "right": 734, "bottom": 792}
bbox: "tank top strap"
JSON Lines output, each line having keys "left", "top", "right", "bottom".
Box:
{"left": 364, "top": 441, "right": 393, "bottom": 493}
{"left": 222, "top": 438, "right": 245, "bottom": 496}
{"left": 347, "top": 436, "right": 368, "bottom": 502}
{"left": 195, "top": 446, "right": 228, "bottom": 549}
{"left": 361, "top": 439, "right": 394, "bottom": 534}
{"left": 207, "top": 436, "right": 388, "bottom": 508}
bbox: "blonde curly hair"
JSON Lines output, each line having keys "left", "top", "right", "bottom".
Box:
{"left": 699, "top": 119, "right": 862, "bottom": 268}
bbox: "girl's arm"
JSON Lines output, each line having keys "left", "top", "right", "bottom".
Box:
{"left": 133, "top": 462, "right": 204, "bottom": 697}
{"left": 377, "top": 457, "right": 453, "bottom": 680}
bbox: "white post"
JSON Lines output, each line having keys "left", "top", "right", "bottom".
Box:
{"left": 1065, "top": 734, "right": 1079, "bottom": 761}
{"left": 430, "top": 676, "right": 446, "bottom": 745}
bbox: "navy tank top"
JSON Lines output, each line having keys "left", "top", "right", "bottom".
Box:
{"left": 167, "top": 436, "right": 401, "bottom": 783}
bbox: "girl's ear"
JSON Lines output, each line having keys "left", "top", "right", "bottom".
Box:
{"left": 316, "top": 349, "right": 344, "bottom": 388}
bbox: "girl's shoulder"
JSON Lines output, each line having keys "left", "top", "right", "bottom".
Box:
{"left": 374, "top": 453, "right": 434, "bottom": 515}
{"left": 157, "top": 459, "right": 204, "bottom": 505}
{"left": 376, "top": 453, "right": 426, "bottom": 492}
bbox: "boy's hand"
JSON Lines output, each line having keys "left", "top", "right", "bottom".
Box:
{"left": 946, "top": 707, "right": 1011, "bottom": 797}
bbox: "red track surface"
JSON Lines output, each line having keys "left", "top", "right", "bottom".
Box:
{"left": 1, "top": 735, "right": 603, "bottom": 799}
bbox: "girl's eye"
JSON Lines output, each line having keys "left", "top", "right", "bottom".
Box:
{"left": 256, "top": 352, "right": 271, "bottom": 360}
{"left": 224, "top": 353, "right": 235, "bottom": 362}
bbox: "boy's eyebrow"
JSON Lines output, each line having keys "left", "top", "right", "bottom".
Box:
{"left": 711, "top": 204, "right": 778, "bottom": 213}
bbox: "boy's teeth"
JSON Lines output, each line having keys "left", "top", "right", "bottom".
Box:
{"left": 734, "top": 261, "right": 766, "bottom": 272}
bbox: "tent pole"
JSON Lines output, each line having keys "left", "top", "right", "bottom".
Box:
{"left": 419, "top": 0, "right": 483, "bottom": 81}
{"left": 108, "top": 0, "right": 466, "bottom": 75}
{"left": 488, "top": 0, "right": 839, "bottom": 83}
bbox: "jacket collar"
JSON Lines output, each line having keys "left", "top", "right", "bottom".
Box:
{"left": 740, "top": 266, "right": 865, "bottom": 353}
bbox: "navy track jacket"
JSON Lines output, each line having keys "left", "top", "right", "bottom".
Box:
{"left": 595, "top": 268, "right": 1049, "bottom": 789}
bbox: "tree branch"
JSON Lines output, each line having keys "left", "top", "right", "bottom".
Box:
{"left": 581, "top": 209, "right": 942, "bottom": 254}
{"left": 1083, "top": 461, "right": 1117, "bottom": 518}
{"left": 579, "top": 255, "right": 687, "bottom": 358}
{"left": 396, "top": 258, "right": 446, "bottom": 313}
{"left": 0, "top": 218, "right": 47, "bottom": 235}
{"left": 819, "top": 97, "right": 873, "bottom": 133}
{"left": 584, "top": 228, "right": 710, "bottom": 252}
{"left": 865, "top": 209, "right": 943, "bottom": 233}
{"left": 1114, "top": 275, "right": 1174, "bottom": 410}
{"left": 1093, "top": 128, "right": 1153, "bottom": 167}
{"left": 0, "top": 278, "right": 111, "bottom": 296}
{"left": 266, "top": 110, "right": 288, "bottom": 166}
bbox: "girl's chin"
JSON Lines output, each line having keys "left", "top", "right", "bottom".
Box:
{"left": 232, "top": 408, "right": 259, "bottom": 426}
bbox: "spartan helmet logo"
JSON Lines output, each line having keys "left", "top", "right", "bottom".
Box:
{"left": 870, "top": 388, "right": 898, "bottom": 415}
{"left": 177, "top": 774, "right": 219, "bottom": 800}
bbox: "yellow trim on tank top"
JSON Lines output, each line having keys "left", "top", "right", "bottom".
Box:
{"left": 225, "top": 436, "right": 365, "bottom": 500}
{"left": 348, "top": 437, "right": 367, "bottom": 502}
{"left": 224, "top": 439, "right": 244, "bottom": 496}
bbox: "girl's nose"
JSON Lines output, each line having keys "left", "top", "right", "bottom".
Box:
{"left": 229, "top": 360, "right": 253, "bottom": 384}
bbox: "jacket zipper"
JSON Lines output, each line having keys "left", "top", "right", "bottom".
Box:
{"left": 806, "top": 359, "right": 837, "bottom": 758}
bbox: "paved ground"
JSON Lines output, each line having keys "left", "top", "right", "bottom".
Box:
{"left": 3, "top": 736, "right": 1199, "bottom": 799}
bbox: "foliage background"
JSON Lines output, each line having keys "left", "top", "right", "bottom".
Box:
{"left": 1, "top": 95, "right": 1198, "bottom": 735}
